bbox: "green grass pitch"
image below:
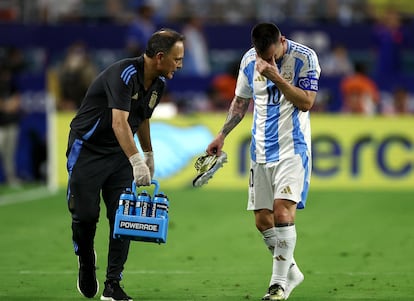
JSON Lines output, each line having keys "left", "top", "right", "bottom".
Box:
{"left": 0, "top": 186, "right": 413, "bottom": 300}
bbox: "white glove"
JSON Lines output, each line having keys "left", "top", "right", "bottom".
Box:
{"left": 129, "top": 153, "right": 151, "bottom": 186}
{"left": 143, "top": 151, "right": 154, "bottom": 178}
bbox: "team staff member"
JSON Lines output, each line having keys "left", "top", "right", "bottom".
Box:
{"left": 66, "top": 29, "right": 184, "bottom": 301}
{"left": 207, "top": 23, "right": 320, "bottom": 300}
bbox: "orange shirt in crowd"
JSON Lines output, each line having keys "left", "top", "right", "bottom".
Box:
{"left": 340, "top": 73, "right": 380, "bottom": 114}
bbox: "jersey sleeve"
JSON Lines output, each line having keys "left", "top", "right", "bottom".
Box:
{"left": 104, "top": 63, "right": 134, "bottom": 112}
{"left": 235, "top": 50, "right": 254, "bottom": 99}
{"left": 297, "top": 49, "right": 321, "bottom": 92}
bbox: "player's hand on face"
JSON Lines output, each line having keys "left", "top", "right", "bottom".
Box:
{"left": 256, "top": 57, "right": 274, "bottom": 76}
{"left": 255, "top": 56, "right": 266, "bottom": 74}
{"left": 256, "top": 56, "right": 279, "bottom": 81}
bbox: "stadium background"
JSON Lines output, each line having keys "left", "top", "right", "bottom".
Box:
{"left": 0, "top": 0, "right": 413, "bottom": 189}
{"left": 1, "top": 2, "right": 414, "bottom": 301}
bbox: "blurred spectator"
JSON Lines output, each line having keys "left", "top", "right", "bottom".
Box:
{"left": 104, "top": 0, "right": 127, "bottom": 24}
{"left": 380, "top": 86, "right": 413, "bottom": 115}
{"left": 371, "top": 6, "right": 404, "bottom": 79}
{"left": 1, "top": 0, "right": 409, "bottom": 25}
{"left": 37, "top": 0, "right": 82, "bottom": 24}
{"left": 162, "top": 0, "right": 219, "bottom": 23}
{"left": 140, "top": 0, "right": 182, "bottom": 23}
{"left": 56, "top": 41, "right": 97, "bottom": 111}
{"left": 0, "top": 0, "right": 19, "bottom": 22}
{"left": 124, "top": 1, "right": 156, "bottom": 57}
{"left": 207, "top": 60, "right": 238, "bottom": 111}
{"left": 0, "top": 47, "right": 25, "bottom": 186}
{"left": 335, "top": 0, "right": 372, "bottom": 25}
{"left": 367, "top": 0, "right": 414, "bottom": 22}
{"left": 180, "top": 16, "right": 211, "bottom": 76}
{"left": 288, "top": 0, "right": 320, "bottom": 24}
{"left": 210, "top": 0, "right": 255, "bottom": 24}
{"left": 256, "top": 0, "right": 289, "bottom": 23}
{"left": 321, "top": 44, "right": 354, "bottom": 77}
{"left": 340, "top": 62, "right": 380, "bottom": 115}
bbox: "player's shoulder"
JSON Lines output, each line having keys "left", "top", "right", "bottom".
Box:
{"left": 287, "top": 39, "right": 318, "bottom": 60}
{"left": 240, "top": 47, "right": 256, "bottom": 67}
{"left": 105, "top": 57, "right": 136, "bottom": 70}
{"left": 101, "top": 57, "right": 137, "bottom": 78}
{"left": 104, "top": 57, "right": 140, "bottom": 85}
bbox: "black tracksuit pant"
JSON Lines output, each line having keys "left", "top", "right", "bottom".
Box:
{"left": 66, "top": 132, "right": 133, "bottom": 280}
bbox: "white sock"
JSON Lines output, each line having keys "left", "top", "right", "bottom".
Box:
{"left": 262, "top": 227, "right": 277, "bottom": 254}
{"left": 270, "top": 225, "right": 297, "bottom": 289}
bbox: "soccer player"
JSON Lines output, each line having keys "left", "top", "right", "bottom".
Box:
{"left": 65, "top": 29, "right": 184, "bottom": 301}
{"left": 206, "top": 23, "right": 320, "bottom": 300}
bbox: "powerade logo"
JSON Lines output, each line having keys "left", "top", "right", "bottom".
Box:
{"left": 123, "top": 201, "right": 130, "bottom": 215}
{"left": 119, "top": 221, "right": 159, "bottom": 232}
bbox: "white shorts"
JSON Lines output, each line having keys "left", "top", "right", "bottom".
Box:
{"left": 247, "top": 153, "right": 311, "bottom": 211}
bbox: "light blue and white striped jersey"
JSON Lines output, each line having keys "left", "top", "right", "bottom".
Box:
{"left": 235, "top": 39, "right": 321, "bottom": 163}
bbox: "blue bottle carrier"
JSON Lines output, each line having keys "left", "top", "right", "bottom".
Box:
{"left": 114, "top": 179, "right": 169, "bottom": 243}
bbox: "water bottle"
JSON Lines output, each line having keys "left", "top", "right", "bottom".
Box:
{"left": 128, "top": 194, "right": 136, "bottom": 215}
{"left": 119, "top": 188, "right": 134, "bottom": 215}
{"left": 136, "top": 191, "right": 151, "bottom": 217}
{"left": 153, "top": 193, "right": 169, "bottom": 219}
{"left": 117, "top": 198, "right": 125, "bottom": 215}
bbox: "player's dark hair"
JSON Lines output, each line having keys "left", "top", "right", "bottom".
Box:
{"left": 145, "top": 28, "right": 185, "bottom": 58}
{"left": 251, "top": 23, "right": 281, "bottom": 55}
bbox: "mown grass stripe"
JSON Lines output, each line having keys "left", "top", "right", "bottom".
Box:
{"left": 0, "top": 186, "right": 54, "bottom": 206}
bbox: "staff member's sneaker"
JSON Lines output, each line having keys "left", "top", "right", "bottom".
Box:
{"left": 100, "top": 280, "right": 133, "bottom": 301}
{"left": 77, "top": 250, "right": 99, "bottom": 298}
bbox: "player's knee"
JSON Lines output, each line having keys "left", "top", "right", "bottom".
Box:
{"left": 254, "top": 210, "right": 274, "bottom": 232}
{"left": 274, "top": 200, "right": 296, "bottom": 223}
{"left": 255, "top": 221, "right": 270, "bottom": 232}
{"left": 274, "top": 211, "right": 294, "bottom": 224}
